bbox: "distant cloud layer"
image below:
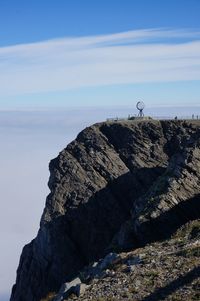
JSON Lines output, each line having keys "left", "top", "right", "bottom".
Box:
{"left": 0, "top": 28, "right": 200, "bottom": 96}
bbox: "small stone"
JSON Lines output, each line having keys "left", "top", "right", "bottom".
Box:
{"left": 135, "top": 280, "right": 141, "bottom": 287}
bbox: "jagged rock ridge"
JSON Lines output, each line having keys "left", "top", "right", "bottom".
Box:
{"left": 10, "top": 120, "right": 200, "bottom": 301}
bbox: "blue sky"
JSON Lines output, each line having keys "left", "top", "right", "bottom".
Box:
{"left": 0, "top": 0, "right": 200, "bottom": 45}
{"left": 0, "top": 0, "right": 200, "bottom": 110}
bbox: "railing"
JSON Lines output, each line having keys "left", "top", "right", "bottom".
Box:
{"left": 153, "top": 115, "right": 200, "bottom": 120}
{"left": 106, "top": 115, "right": 200, "bottom": 122}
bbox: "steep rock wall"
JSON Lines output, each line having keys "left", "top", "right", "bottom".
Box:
{"left": 10, "top": 120, "right": 200, "bottom": 301}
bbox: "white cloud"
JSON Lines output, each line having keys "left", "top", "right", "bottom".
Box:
{"left": 0, "top": 28, "right": 200, "bottom": 96}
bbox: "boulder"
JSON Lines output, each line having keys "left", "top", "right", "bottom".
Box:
{"left": 53, "top": 278, "right": 87, "bottom": 300}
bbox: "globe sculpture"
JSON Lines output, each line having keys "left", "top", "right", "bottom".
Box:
{"left": 136, "top": 101, "right": 145, "bottom": 117}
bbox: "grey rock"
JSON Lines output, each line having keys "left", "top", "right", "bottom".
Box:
{"left": 80, "top": 253, "right": 120, "bottom": 281}
{"left": 98, "top": 253, "right": 120, "bottom": 270}
{"left": 127, "top": 256, "right": 141, "bottom": 266}
{"left": 10, "top": 120, "right": 200, "bottom": 301}
{"left": 53, "top": 278, "right": 89, "bottom": 300}
{"left": 53, "top": 278, "right": 81, "bottom": 301}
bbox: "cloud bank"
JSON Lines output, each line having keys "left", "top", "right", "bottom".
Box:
{"left": 0, "top": 28, "right": 200, "bottom": 96}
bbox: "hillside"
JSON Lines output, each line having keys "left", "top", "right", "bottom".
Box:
{"left": 10, "top": 119, "right": 200, "bottom": 301}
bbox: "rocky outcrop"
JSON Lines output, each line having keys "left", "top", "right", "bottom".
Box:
{"left": 10, "top": 120, "right": 200, "bottom": 301}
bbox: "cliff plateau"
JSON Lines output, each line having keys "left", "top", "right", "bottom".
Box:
{"left": 10, "top": 120, "right": 200, "bottom": 301}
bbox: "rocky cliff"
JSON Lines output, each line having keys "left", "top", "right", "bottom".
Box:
{"left": 10, "top": 120, "right": 200, "bottom": 301}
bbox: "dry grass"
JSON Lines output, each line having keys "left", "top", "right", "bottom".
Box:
{"left": 40, "top": 292, "right": 56, "bottom": 301}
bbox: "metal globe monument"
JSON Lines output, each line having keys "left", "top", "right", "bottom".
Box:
{"left": 136, "top": 101, "right": 145, "bottom": 117}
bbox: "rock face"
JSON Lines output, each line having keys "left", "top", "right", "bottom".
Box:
{"left": 10, "top": 120, "right": 200, "bottom": 301}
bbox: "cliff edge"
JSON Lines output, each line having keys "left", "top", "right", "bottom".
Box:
{"left": 10, "top": 119, "right": 200, "bottom": 301}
